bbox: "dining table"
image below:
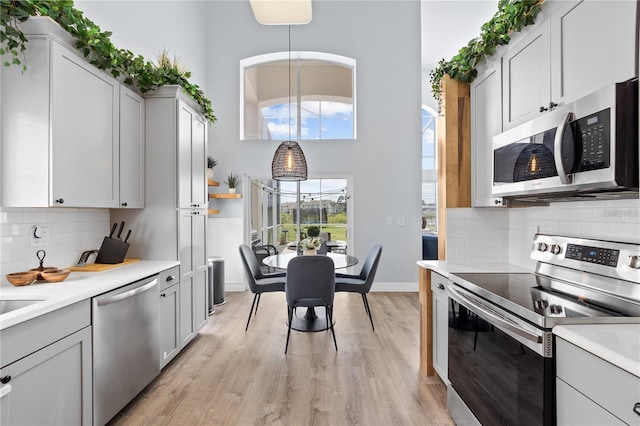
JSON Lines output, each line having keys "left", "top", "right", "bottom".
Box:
{"left": 262, "top": 252, "right": 359, "bottom": 332}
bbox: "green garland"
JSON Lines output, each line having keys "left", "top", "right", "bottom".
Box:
{"left": 429, "top": 0, "right": 543, "bottom": 105}
{"left": 0, "top": 0, "right": 216, "bottom": 123}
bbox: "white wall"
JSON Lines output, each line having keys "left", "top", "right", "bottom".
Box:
{"left": 205, "top": 1, "right": 423, "bottom": 289}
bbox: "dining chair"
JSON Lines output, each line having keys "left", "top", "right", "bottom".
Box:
{"left": 285, "top": 255, "right": 337, "bottom": 353}
{"left": 335, "top": 244, "right": 382, "bottom": 331}
{"left": 239, "top": 244, "right": 286, "bottom": 331}
{"left": 253, "top": 243, "right": 279, "bottom": 273}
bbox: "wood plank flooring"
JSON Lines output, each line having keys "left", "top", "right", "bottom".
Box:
{"left": 110, "top": 292, "right": 453, "bottom": 426}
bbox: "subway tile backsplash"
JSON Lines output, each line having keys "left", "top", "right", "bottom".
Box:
{"left": 0, "top": 208, "right": 110, "bottom": 283}
{"left": 447, "top": 198, "right": 640, "bottom": 269}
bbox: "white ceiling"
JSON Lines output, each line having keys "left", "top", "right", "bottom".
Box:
{"left": 421, "top": 0, "right": 499, "bottom": 97}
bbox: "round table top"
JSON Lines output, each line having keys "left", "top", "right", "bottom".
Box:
{"left": 263, "top": 252, "right": 358, "bottom": 270}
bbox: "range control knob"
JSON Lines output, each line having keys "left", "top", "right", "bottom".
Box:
{"left": 550, "top": 244, "right": 562, "bottom": 255}
{"left": 628, "top": 255, "right": 640, "bottom": 269}
{"left": 550, "top": 305, "right": 563, "bottom": 315}
{"left": 537, "top": 242, "right": 549, "bottom": 252}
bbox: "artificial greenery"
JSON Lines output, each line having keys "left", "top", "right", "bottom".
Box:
{"left": 429, "top": 0, "right": 544, "bottom": 106}
{"left": 0, "top": 0, "right": 216, "bottom": 122}
{"left": 207, "top": 156, "right": 218, "bottom": 169}
{"left": 224, "top": 172, "right": 241, "bottom": 189}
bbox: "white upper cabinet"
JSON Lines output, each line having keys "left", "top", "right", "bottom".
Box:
{"left": 119, "top": 86, "right": 145, "bottom": 208}
{"left": 502, "top": 18, "right": 552, "bottom": 129}
{"left": 1, "top": 18, "right": 132, "bottom": 208}
{"left": 502, "top": 0, "right": 637, "bottom": 130}
{"left": 178, "top": 101, "right": 208, "bottom": 210}
{"left": 550, "top": 0, "right": 637, "bottom": 103}
{"left": 471, "top": 61, "right": 506, "bottom": 207}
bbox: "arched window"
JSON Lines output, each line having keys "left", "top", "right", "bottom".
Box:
{"left": 422, "top": 106, "right": 437, "bottom": 232}
{"left": 241, "top": 52, "right": 356, "bottom": 140}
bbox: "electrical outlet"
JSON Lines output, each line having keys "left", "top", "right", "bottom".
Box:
{"left": 29, "top": 225, "right": 49, "bottom": 248}
{"left": 387, "top": 217, "right": 394, "bottom": 226}
{"left": 397, "top": 217, "right": 405, "bottom": 226}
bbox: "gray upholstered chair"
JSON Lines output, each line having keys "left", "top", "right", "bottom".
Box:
{"left": 239, "top": 244, "right": 286, "bottom": 331}
{"left": 285, "top": 255, "right": 337, "bottom": 353}
{"left": 335, "top": 245, "right": 382, "bottom": 331}
{"left": 253, "top": 243, "right": 279, "bottom": 273}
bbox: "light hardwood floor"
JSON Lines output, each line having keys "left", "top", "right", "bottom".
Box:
{"left": 111, "top": 292, "right": 453, "bottom": 426}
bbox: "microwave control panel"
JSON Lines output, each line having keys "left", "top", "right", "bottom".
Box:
{"left": 573, "top": 108, "right": 611, "bottom": 172}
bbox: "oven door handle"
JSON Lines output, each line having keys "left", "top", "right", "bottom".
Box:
{"left": 447, "top": 284, "right": 543, "bottom": 345}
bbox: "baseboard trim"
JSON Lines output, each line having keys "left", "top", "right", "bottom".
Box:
{"left": 225, "top": 281, "right": 418, "bottom": 292}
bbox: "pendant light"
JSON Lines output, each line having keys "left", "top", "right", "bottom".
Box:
{"left": 272, "top": 25, "right": 307, "bottom": 181}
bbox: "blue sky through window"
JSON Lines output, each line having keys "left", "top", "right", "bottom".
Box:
{"left": 262, "top": 101, "right": 353, "bottom": 140}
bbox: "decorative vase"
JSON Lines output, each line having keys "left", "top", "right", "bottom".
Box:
{"left": 229, "top": 188, "right": 236, "bottom": 194}
{"left": 207, "top": 168, "right": 214, "bottom": 180}
{"left": 303, "top": 248, "right": 317, "bottom": 256}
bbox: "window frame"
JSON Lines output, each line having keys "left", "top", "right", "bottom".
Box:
{"left": 240, "top": 51, "right": 357, "bottom": 141}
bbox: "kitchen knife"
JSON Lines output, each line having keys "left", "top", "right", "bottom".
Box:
{"left": 124, "top": 229, "right": 131, "bottom": 243}
{"left": 109, "top": 223, "right": 118, "bottom": 238}
{"left": 116, "top": 221, "right": 125, "bottom": 240}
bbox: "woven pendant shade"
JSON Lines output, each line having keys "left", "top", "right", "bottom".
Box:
{"left": 272, "top": 140, "right": 307, "bottom": 181}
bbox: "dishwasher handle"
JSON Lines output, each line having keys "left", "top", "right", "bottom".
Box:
{"left": 97, "top": 278, "right": 158, "bottom": 306}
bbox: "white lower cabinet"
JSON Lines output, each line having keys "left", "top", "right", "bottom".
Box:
{"left": 556, "top": 337, "right": 640, "bottom": 425}
{"left": 0, "top": 301, "right": 92, "bottom": 425}
{"left": 431, "top": 271, "right": 449, "bottom": 382}
{"left": 159, "top": 266, "right": 181, "bottom": 369}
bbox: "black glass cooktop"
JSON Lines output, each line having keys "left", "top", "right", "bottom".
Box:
{"left": 450, "top": 272, "right": 624, "bottom": 327}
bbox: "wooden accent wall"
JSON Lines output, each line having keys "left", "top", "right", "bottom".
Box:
{"left": 436, "top": 75, "right": 471, "bottom": 260}
{"left": 419, "top": 75, "right": 471, "bottom": 377}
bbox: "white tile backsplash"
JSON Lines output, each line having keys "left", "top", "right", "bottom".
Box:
{"left": 0, "top": 207, "right": 110, "bottom": 281}
{"left": 447, "top": 198, "right": 640, "bottom": 269}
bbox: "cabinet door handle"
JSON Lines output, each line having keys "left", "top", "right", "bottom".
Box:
{"left": 633, "top": 402, "right": 640, "bottom": 416}
{"left": 539, "top": 106, "right": 548, "bottom": 113}
{"left": 55, "top": 198, "right": 64, "bottom": 204}
{"left": 548, "top": 101, "right": 558, "bottom": 110}
{"left": 0, "top": 384, "right": 11, "bottom": 399}
{"left": 121, "top": 202, "right": 128, "bottom": 207}
{"left": 437, "top": 283, "right": 445, "bottom": 290}
{"left": 160, "top": 293, "right": 166, "bottom": 298}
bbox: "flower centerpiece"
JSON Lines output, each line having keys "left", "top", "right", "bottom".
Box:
{"left": 299, "top": 237, "right": 323, "bottom": 255}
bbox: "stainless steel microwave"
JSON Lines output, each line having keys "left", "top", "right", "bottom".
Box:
{"left": 492, "top": 79, "right": 638, "bottom": 203}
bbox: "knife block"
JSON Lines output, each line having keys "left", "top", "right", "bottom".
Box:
{"left": 95, "top": 237, "right": 129, "bottom": 264}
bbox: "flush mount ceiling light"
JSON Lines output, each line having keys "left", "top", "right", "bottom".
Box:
{"left": 249, "top": 0, "right": 312, "bottom": 25}
{"left": 271, "top": 26, "right": 307, "bottom": 181}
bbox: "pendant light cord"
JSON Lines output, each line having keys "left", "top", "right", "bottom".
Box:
{"left": 288, "top": 24, "right": 291, "bottom": 141}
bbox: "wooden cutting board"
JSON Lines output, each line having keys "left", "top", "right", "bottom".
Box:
{"left": 69, "top": 258, "right": 140, "bottom": 272}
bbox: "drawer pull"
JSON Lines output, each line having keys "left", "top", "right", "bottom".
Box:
{"left": 634, "top": 402, "right": 640, "bottom": 417}
{"left": 437, "top": 283, "right": 445, "bottom": 290}
{"left": 166, "top": 275, "right": 176, "bottom": 282}
{"left": 0, "top": 376, "right": 11, "bottom": 384}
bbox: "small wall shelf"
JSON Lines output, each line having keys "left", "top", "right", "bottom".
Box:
{"left": 207, "top": 179, "right": 241, "bottom": 215}
{"left": 209, "top": 193, "right": 242, "bottom": 199}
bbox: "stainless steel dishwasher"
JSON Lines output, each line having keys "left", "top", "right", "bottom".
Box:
{"left": 92, "top": 275, "right": 160, "bottom": 426}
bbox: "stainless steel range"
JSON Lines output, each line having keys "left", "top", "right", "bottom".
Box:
{"left": 446, "top": 233, "right": 640, "bottom": 426}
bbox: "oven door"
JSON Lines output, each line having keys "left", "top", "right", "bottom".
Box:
{"left": 447, "top": 284, "right": 555, "bottom": 426}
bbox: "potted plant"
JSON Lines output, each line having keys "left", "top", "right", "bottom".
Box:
{"left": 224, "top": 172, "right": 241, "bottom": 194}
{"left": 207, "top": 157, "right": 218, "bottom": 180}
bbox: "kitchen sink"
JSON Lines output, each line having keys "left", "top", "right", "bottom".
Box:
{"left": 0, "top": 298, "right": 46, "bottom": 315}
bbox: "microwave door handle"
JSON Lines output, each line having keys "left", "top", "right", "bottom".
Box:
{"left": 554, "top": 112, "right": 574, "bottom": 184}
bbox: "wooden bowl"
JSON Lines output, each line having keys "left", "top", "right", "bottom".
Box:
{"left": 40, "top": 269, "right": 71, "bottom": 283}
{"left": 29, "top": 266, "right": 58, "bottom": 281}
{"left": 6, "top": 271, "right": 38, "bottom": 286}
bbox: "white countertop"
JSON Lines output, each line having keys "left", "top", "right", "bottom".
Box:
{"left": 0, "top": 260, "right": 179, "bottom": 330}
{"left": 554, "top": 324, "right": 640, "bottom": 378}
{"left": 417, "top": 260, "right": 533, "bottom": 278}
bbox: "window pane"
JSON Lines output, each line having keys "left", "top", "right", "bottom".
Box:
{"left": 241, "top": 52, "right": 355, "bottom": 141}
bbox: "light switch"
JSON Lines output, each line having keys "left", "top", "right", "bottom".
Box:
{"left": 397, "top": 217, "right": 405, "bottom": 226}
{"left": 387, "top": 217, "right": 394, "bottom": 226}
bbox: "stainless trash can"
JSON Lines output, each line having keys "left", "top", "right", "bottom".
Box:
{"left": 208, "top": 257, "right": 225, "bottom": 313}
